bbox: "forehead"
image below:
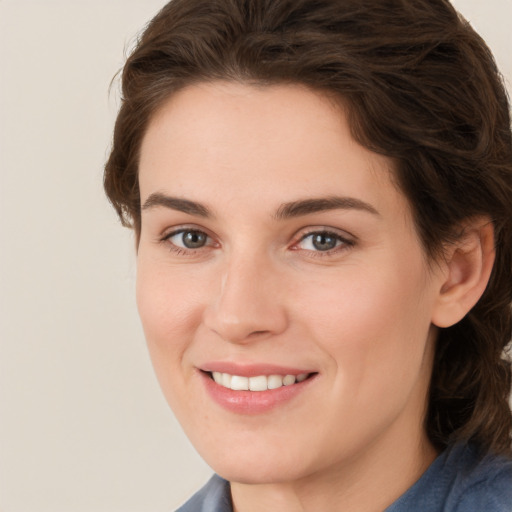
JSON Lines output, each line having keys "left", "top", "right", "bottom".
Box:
{"left": 138, "top": 82, "right": 408, "bottom": 222}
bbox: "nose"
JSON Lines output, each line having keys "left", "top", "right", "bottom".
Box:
{"left": 203, "top": 252, "right": 289, "bottom": 344}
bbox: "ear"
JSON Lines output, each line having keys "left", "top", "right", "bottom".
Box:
{"left": 431, "top": 217, "right": 495, "bottom": 328}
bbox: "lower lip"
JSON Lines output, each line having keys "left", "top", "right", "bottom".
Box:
{"left": 199, "top": 371, "right": 316, "bottom": 414}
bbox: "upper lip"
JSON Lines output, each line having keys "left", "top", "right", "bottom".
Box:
{"left": 199, "top": 361, "right": 315, "bottom": 377}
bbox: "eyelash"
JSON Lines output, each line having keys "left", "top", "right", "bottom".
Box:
{"left": 292, "top": 229, "right": 355, "bottom": 258}
{"left": 160, "top": 228, "right": 216, "bottom": 256}
{"left": 160, "top": 227, "right": 355, "bottom": 258}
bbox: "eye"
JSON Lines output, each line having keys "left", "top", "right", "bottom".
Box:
{"left": 295, "top": 230, "right": 353, "bottom": 253}
{"left": 163, "top": 229, "right": 211, "bottom": 250}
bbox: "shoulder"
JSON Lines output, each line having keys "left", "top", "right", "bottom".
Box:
{"left": 387, "top": 443, "right": 512, "bottom": 512}
{"left": 175, "top": 474, "right": 232, "bottom": 512}
{"left": 447, "top": 444, "right": 512, "bottom": 512}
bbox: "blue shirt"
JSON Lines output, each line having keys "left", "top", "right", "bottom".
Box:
{"left": 176, "top": 443, "right": 512, "bottom": 511}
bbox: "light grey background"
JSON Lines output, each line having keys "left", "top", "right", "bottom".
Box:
{"left": 0, "top": 1, "right": 510, "bottom": 511}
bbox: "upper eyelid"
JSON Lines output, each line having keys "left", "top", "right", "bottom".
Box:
{"left": 163, "top": 228, "right": 210, "bottom": 239}
{"left": 299, "top": 229, "right": 350, "bottom": 239}
{"left": 294, "top": 226, "right": 356, "bottom": 242}
{"left": 161, "top": 225, "right": 212, "bottom": 239}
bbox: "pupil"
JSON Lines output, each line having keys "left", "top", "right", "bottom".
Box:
{"left": 183, "top": 231, "right": 206, "bottom": 248}
{"left": 312, "top": 233, "right": 337, "bottom": 251}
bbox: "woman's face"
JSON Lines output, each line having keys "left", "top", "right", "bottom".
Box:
{"left": 136, "top": 82, "right": 442, "bottom": 484}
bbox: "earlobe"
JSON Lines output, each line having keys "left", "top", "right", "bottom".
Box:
{"left": 431, "top": 218, "right": 495, "bottom": 328}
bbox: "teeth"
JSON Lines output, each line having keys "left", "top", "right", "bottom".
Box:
{"left": 210, "top": 372, "right": 310, "bottom": 391}
{"left": 283, "top": 374, "right": 296, "bottom": 386}
{"left": 230, "top": 375, "right": 249, "bottom": 390}
{"left": 267, "top": 375, "right": 283, "bottom": 389}
{"left": 221, "top": 373, "right": 232, "bottom": 388}
{"left": 249, "top": 375, "right": 267, "bottom": 391}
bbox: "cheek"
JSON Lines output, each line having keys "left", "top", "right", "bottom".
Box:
{"left": 136, "top": 253, "right": 207, "bottom": 338}
{"left": 288, "top": 266, "right": 435, "bottom": 460}
{"left": 296, "top": 259, "right": 434, "bottom": 396}
{"left": 135, "top": 258, "right": 206, "bottom": 398}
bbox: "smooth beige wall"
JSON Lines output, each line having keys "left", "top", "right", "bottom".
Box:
{"left": 0, "top": 1, "right": 510, "bottom": 511}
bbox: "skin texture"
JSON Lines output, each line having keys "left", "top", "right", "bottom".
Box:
{"left": 136, "top": 82, "right": 494, "bottom": 511}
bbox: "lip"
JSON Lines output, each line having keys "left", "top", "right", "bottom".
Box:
{"left": 198, "top": 362, "right": 318, "bottom": 415}
{"left": 201, "top": 361, "right": 313, "bottom": 377}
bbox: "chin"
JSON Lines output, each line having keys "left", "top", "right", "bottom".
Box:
{"left": 214, "top": 460, "right": 309, "bottom": 486}
{"left": 192, "top": 433, "right": 317, "bottom": 485}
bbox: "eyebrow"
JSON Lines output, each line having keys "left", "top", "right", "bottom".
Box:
{"left": 141, "top": 192, "right": 212, "bottom": 218}
{"left": 274, "top": 196, "right": 380, "bottom": 220}
{"left": 141, "top": 192, "right": 379, "bottom": 220}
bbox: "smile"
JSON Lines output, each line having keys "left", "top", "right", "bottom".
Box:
{"left": 200, "top": 366, "right": 318, "bottom": 414}
{"left": 210, "top": 371, "right": 310, "bottom": 391}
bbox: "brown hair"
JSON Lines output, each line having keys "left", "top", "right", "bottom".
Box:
{"left": 104, "top": 0, "right": 512, "bottom": 455}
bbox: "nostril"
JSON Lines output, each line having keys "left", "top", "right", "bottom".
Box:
{"left": 249, "top": 330, "right": 269, "bottom": 337}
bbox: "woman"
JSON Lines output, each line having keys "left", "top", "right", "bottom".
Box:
{"left": 104, "top": 0, "right": 512, "bottom": 510}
